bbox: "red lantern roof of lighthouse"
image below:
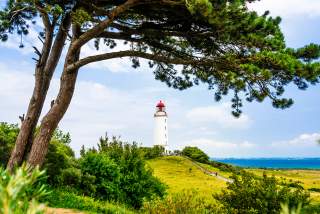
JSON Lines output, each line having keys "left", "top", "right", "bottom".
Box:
{"left": 156, "top": 100, "right": 165, "bottom": 108}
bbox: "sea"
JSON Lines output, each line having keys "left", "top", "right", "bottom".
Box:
{"left": 212, "top": 158, "right": 320, "bottom": 169}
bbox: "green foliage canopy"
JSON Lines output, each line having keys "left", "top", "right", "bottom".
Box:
{"left": 182, "top": 146, "right": 210, "bottom": 163}
{"left": 140, "top": 146, "right": 165, "bottom": 159}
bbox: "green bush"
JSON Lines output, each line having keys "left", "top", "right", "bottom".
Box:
{"left": 58, "top": 167, "right": 81, "bottom": 187}
{"left": 0, "top": 165, "right": 47, "bottom": 214}
{"left": 301, "top": 204, "right": 320, "bottom": 214}
{"left": 43, "top": 136, "right": 76, "bottom": 186}
{"left": 209, "top": 160, "right": 241, "bottom": 173}
{"left": 215, "top": 171, "right": 310, "bottom": 214}
{"left": 0, "top": 122, "right": 75, "bottom": 186}
{"left": 308, "top": 188, "right": 320, "bottom": 193}
{"left": 142, "top": 189, "right": 222, "bottom": 214}
{"left": 181, "top": 146, "right": 209, "bottom": 163}
{"left": 80, "top": 152, "right": 121, "bottom": 200}
{"left": 140, "top": 146, "right": 165, "bottom": 159}
{"left": 0, "top": 122, "right": 19, "bottom": 167}
{"left": 81, "top": 136, "right": 167, "bottom": 208}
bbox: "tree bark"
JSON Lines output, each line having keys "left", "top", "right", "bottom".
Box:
{"left": 27, "top": 25, "right": 80, "bottom": 167}
{"left": 27, "top": 69, "right": 78, "bottom": 167}
{"left": 7, "top": 15, "right": 71, "bottom": 171}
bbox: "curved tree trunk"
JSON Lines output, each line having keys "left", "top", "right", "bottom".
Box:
{"left": 27, "top": 25, "right": 80, "bottom": 167}
{"left": 7, "top": 71, "right": 48, "bottom": 170}
{"left": 7, "top": 15, "right": 71, "bottom": 171}
{"left": 27, "top": 69, "right": 78, "bottom": 167}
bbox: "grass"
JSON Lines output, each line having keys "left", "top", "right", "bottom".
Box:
{"left": 43, "top": 156, "right": 320, "bottom": 213}
{"left": 147, "top": 156, "right": 227, "bottom": 199}
{"left": 247, "top": 168, "right": 320, "bottom": 204}
{"left": 44, "top": 188, "right": 135, "bottom": 214}
{"left": 148, "top": 156, "right": 320, "bottom": 205}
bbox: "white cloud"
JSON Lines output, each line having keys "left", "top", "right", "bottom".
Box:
{"left": 186, "top": 103, "right": 252, "bottom": 129}
{"left": 272, "top": 133, "right": 320, "bottom": 147}
{"left": 249, "top": 0, "right": 320, "bottom": 18}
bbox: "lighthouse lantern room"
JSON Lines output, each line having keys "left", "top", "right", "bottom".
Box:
{"left": 153, "top": 100, "right": 168, "bottom": 150}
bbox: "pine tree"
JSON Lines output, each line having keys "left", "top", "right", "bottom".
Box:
{"left": 1, "top": 0, "right": 319, "bottom": 168}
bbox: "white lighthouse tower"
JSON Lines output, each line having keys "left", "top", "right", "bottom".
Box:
{"left": 153, "top": 100, "right": 168, "bottom": 150}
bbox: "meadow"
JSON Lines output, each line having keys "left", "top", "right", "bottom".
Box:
{"left": 148, "top": 156, "right": 320, "bottom": 204}
{"left": 147, "top": 156, "right": 227, "bottom": 197}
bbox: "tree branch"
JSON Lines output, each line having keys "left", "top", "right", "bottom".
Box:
{"left": 69, "top": 0, "right": 141, "bottom": 56}
{"left": 68, "top": 50, "right": 213, "bottom": 71}
{"left": 43, "top": 14, "right": 72, "bottom": 76}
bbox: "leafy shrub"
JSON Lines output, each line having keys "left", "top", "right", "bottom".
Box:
{"left": 58, "top": 167, "right": 81, "bottom": 187}
{"left": 0, "top": 122, "right": 75, "bottom": 186}
{"left": 308, "top": 187, "right": 320, "bottom": 193}
{"left": 0, "top": 122, "right": 19, "bottom": 167}
{"left": 0, "top": 165, "right": 47, "bottom": 214}
{"left": 182, "top": 146, "right": 209, "bottom": 163}
{"left": 140, "top": 145, "right": 165, "bottom": 159}
{"left": 215, "top": 171, "right": 310, "bottom": 214}
{"left": 301, "top": 204, "right": 320, "bottom": 214}
{"left": 208, "top": 160, "right": 241, "bottom": 173}
{"left": 43, "top": 135, "right": 76, "bottom": 186}
{"left": 142, "top": 189, "right": 222, "bottom": 214}
{"left": 80, "top": 135, "right": 167, "bottom": 208}
{"left": 80, "top": 152, "right": 121, "bottom": 200}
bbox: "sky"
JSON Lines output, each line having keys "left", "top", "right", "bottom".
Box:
{"left": 0, "top": 0, "right": 320, "bottom": 158}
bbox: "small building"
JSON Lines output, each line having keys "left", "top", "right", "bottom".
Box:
{"left": 153, "top": 100, "right": 168, "bottom": 151}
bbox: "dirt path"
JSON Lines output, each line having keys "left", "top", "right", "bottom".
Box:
{"left": 45, "top": 207, "right": 86, "bottom": 214}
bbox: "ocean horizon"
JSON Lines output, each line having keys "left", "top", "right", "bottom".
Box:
{"left": 212, "top": 157, "right": 320, "bottom": 169}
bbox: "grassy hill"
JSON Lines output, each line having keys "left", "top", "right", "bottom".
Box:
{"left": 147, "top": 156, "right": 320, "bottom": 204}
{"left": 147, "top": 156, "right": 228, "bottom": 198}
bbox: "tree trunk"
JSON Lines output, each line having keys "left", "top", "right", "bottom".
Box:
{"left": 6, "top": 70, "right": 48, "bottom": 170}
{"left": 7, "top": 35, "right": 53, "bottom": 171}
{"left": 27, "top": 25, "right": 80, "bottom": 167}
{"left": 7, "top": 15, "right": 71, "bottom": 171}
{"left": 27, "top": 69, "right": 78, "bottom": 167}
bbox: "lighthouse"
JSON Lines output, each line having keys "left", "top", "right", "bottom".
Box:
{"left": 153, "top": 100, "right": 168, "bottom": 150}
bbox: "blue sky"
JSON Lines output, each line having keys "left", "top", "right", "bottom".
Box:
{"left": 0, "top": 0, "right": 319, "bottom": 157}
